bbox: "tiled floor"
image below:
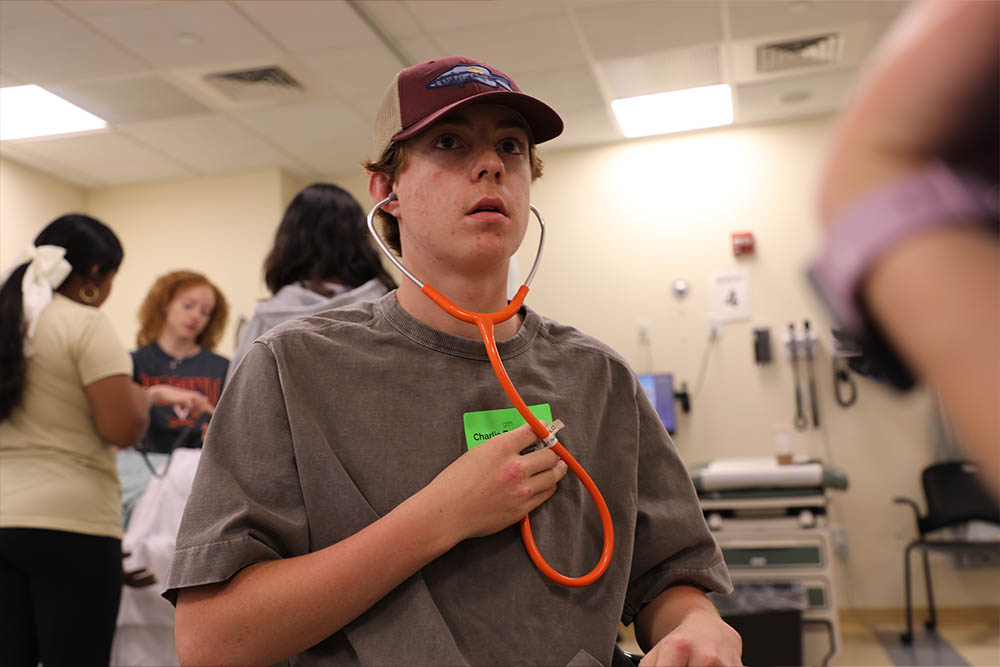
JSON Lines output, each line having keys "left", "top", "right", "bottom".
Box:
{"left": 941, "top": 622, "right": 1000, "bottom": 667}
{"left": 619, "top": 615, "right": 1000, "bottom": 666}
{"left": 835, "top": 620, "right": 1000, "bottom": 667}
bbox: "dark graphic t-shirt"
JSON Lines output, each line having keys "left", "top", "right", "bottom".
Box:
{"left": 132, "top": 343, "right": 229, "bottom": 454}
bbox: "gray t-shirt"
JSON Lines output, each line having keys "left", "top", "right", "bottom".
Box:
{"left": 165, "top": 291, "right": 731, "bottom": 666}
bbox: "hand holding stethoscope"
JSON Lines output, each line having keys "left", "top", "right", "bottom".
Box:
{"left": 368, "top": 194, "right": 614, "bottom": 587}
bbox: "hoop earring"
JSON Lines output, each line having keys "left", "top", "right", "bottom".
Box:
{"left": 79, "top": 284, "right": 100, "bottom": 304}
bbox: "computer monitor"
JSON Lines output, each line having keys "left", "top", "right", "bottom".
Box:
{"left": 637, "top": 373, "right": 676, "bottom": 434}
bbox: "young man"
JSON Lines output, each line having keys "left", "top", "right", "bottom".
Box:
{"left": 168, "top": 56, "right": 740, "bottom": 667}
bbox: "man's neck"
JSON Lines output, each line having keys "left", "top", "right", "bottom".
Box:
{"left": 157, "top": 333, "right": 200, "bottom": 360}
{"left": 395, "top": 270, "right": 522, "bottom": 341}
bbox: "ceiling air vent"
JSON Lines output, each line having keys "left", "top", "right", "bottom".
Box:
{"left": 756, "top": 33, "right": 841, "bottom": 73}
{"left": 203, "top": 65, "right": 304, "bottom": 102}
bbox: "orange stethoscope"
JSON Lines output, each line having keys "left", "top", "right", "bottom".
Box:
{"left": 368, "top": 194, "right": 613, "bottom": 587}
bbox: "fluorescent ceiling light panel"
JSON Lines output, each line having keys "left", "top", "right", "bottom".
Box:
{"left": 0, "top": 85, "right": 107, "bottom": 140}
{"left": 612, "top": 84, "right": 733, "bottom": 138}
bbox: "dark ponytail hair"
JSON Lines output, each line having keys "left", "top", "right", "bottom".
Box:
{"left": 0, "top": 214, "right": 123, "bottom": 421}
{"left": 263, "top": 183, "right": 397, "bottom": 295}
{"left": 0, "top": 263, "right": 30, "bottom": 422}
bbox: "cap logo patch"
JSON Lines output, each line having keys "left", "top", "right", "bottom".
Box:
{"left": 427, "top": 64, "right": 514, "bottom": 92}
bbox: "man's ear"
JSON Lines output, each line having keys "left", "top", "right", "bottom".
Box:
{"left": 368, "top": 173, "right": 399, "bottom": 218}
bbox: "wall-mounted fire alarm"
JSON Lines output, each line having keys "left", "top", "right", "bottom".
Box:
{"left": 731, "top": 231, "right": 755, "bottom": 256}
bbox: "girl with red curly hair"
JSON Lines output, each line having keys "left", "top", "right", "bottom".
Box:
{"left": 132, "top": 270, "right": 229, "bottom": 455}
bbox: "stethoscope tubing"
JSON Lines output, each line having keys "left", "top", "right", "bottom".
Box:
{"left": 367, "top": 194, "right": 614, "bottom": 587}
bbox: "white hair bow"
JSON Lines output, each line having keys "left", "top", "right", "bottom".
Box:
{"left": 18, "top": 244, "right": 73, "bottom": 357}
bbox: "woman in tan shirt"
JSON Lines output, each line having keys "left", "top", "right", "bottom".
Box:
{"left": 0, "top": 214, "right": 210, "bottom": 666}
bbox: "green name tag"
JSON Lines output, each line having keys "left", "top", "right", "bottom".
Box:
{"left": 463, "top": 403, "right": 552, "bottom": 450}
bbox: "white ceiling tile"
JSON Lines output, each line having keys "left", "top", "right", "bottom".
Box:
{"left": 46, "top": 75, "right": 210, "bottom": 124}
{"left": 563, "top": 0, "right": 626, "bottom": 7}
{"left": 545, "top": 105, "right": 622, "bottom": 151}
{"left": 118, "top": 113, "right": 307, "bottom": 174}
{"left": 512, "top": 66, "right": 605, "bottom": 115}
{"left": 0, "top": 18, "right": 149, "bottom": 83}
{"left": 6, "top": 131, "right": 195, "bottom": 185}
{"left": 234, "top": 98, "right": 368, "bottom": 136}
{"left": 0, "top": 69, "right": 25, "bottom": 87}
{"left": 727, "top": 1, "right": 910, "bottom": 40}
{"left": 600, "top": 44, "right": 722, "bottom": 99}
{"left": 403, "top": 0, "right": 563, "bottom": 32}
{"left": 734, "top": 68, "right": 858, "bottom": 124}
{"left": 85, "top": 1, "right": 283, "bottom": 69}
{"left": 57, "top": 1, "right": 170, "bottom": 18}
{"left": 0, "top": 0, "right": 66, "bottom": 28}
{"left": 394, "top": 35, "right": 448, "bottom": 66}
{"left": 233, "top": 98, "right": 374, "bottom": 171}
{"left": 0, "top": 142, "right": 102, "bottom": 187}
{"left": 564, "top": 0, "right": 652, "bottom": 8}
{"left": 298, "top": 131, "right": 372, "bottom": 175}
{"left": 574, "top": 0, "right": 723, "bottom": 60}
{"left": 432, "top": 16, "right": 587, "bottom": 74}
{"left": 296, "top": 42, "right": 405, "bottom": 98}
{"left": 343, "top": 86, "right": 391, "bottom": 127}
{"left": 355, "top": 1, "right": 422, "bottom": 39}
{"left": 234, "top": 1, "right": 376, "bottom": 54}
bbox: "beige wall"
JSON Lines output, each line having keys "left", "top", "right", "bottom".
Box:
{"left": 86, "top": 169, "right": 286, "bottom": 352}
{"left": 3, "top": 115, "right": 995, "bottom": 610}
{"left": 0, "top": 157, "right": 87, "bottom": 269}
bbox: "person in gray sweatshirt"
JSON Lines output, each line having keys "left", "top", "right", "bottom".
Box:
{"left": 227, "top": 183, "right": 397, "bottom": 383}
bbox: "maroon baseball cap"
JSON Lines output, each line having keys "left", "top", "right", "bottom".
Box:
{"left": 373, "top": 56, "right": 563, "bottom": 159}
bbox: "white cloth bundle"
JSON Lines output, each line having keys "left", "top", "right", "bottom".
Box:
{"left": 16, "top": 244, "right": 72, "bottom": 356}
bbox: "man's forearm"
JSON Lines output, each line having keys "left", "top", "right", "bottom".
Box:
{"left": 634, "top": 584, "right": 720, "bottom": 651}
{"left": 174, "top": 488, "right": 458, "bottom": 665}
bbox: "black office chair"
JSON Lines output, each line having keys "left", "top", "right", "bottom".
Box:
{"left": 893, "top": 460, "right": 1000, "bottom": 644}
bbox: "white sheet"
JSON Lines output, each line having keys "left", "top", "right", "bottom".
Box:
{"left": 111, "top": 448, "right": 201, "bottom": 667}
{"left": 700, "top": 456, "right": 824, "bottom": 491}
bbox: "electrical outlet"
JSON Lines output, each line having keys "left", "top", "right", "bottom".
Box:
{"left": 707, "top": 319, "right": 719, "bottom": 341}
{"left": 637, "top": 320, "right": 651, "bottom": 344}
{"left": 831, "top": 525, "right": 849, "bottom": 561}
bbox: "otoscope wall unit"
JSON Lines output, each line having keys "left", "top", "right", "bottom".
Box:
{"left": 785, "top": 320, "right": 821, "bottom": 430}
{"left": 782, "top": 321, "right": 819, "bottom": 360}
